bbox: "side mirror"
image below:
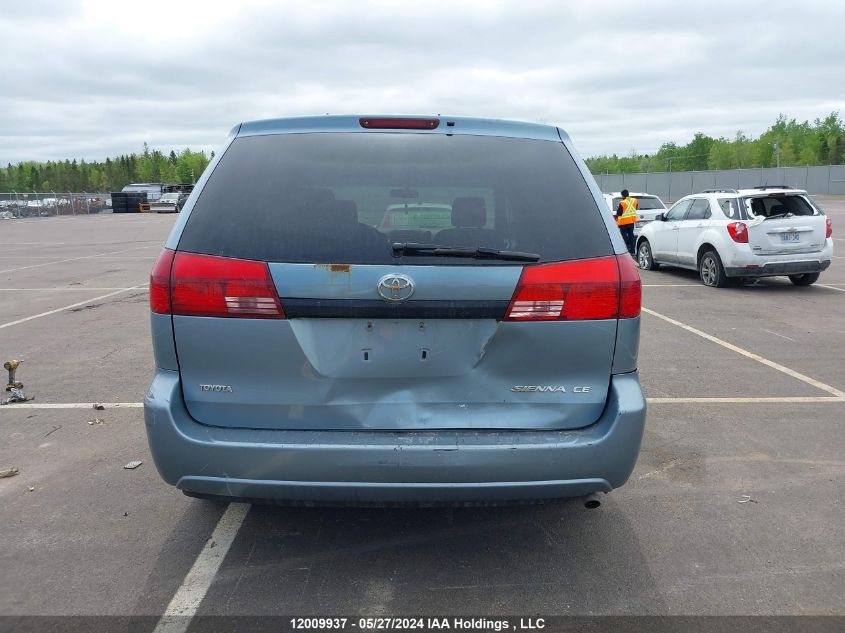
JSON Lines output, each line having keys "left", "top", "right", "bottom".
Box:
{"left": 654, "top": 213, "right": 665, "bottom": 222}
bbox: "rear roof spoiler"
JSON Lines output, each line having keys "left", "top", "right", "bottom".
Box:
{"left": 701, "top": 188, "right": 738, "bottom": 194}
{"left": 751, "top": 185, "right": 793, "bottom": 190}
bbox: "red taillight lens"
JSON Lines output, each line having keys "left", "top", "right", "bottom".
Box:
{"left": 617, "top": 253, "right": 642, "bottom": 318}
{"left": 826, "top": 216, "right": 832, "bottom": 238}
{"left": 168, "top": 252, "right": 284, "bottom": 319}
{"left": 727, "top": 221, "right": 749, "bottom": 243}
{"left": 359, "top": 117, "right": 440, "bottom": 130}
{"left": 150, "top": 248, "right": 175, "bottom": 314}
{"left": 504, "top": 255, "right": 640, "bottom": 321}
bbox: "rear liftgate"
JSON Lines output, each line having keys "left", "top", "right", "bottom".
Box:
{"left": 152, "top": 250, "right": 640, "bottom": 432}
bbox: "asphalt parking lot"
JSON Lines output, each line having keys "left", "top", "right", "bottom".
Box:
{"left": 1, "top": 201, "right": 843, "bottom": 626}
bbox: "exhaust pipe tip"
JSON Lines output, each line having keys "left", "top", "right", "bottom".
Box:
{"left": 583, "top": 492, "right": 602, "bottom": 509}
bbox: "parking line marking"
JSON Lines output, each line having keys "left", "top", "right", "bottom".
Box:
{"left": 0, "top": 286, "right": 146, "bottom": 330}
{"left": 818, "top": 284, "right": 845, "bottom": 293}
{"left": 0, "top": 244, "right": 160, "bottom": 274}
{"left": 0, "top": 287, "right": 145, "bottom": 291}
{"left": 0, "top": 402, "right": 144, "bottom": 409}
{"left": 762, "top": 329, "right": 797, "bottom": 342}
{"left": 0, "top": 287, "right": 143, "bottom": 291}
{"left": 642, "top": 307, "right": 845, "bottom": 399}
{"left": 644, "top": 283, "right": 845, "bottom": 289}
{"left": 0, "top": 256, "right": 158, "bottom": 259}
{"left": 153, "top": 503, "right": 250, "bottom": 633}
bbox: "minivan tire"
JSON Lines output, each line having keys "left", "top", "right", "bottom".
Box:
{"left": 636, "top": 240, "right": 659, "bottom": 270}
{"left": 699, "top": 249, "right": 730, "bottom": 288}
{"left": 788, "top": 272, "right": 820, "bottom": 286}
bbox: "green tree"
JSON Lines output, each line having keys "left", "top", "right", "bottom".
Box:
{"left": 586, "top": 111, "right": 843, "bottom": 175}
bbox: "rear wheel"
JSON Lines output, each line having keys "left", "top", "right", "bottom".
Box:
{"left": 699, "top": 250, "right": 730, "bottom": 288}
{"left": 636, "top": 240, "right": 659, "bottom": 270}
{"left": 788, "top": 272, "right": 820, "bottom": 286}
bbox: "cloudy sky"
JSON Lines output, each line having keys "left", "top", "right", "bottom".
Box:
{"left": 2, "top": 0, "right": 844, "bottom": 164}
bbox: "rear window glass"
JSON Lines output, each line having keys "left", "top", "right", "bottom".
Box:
{"left": 178, "top": 133, "right": 612, "bottom": 265}
{"left": 612, "top": 196, "right": 664, "bottom": 211}
{"left": 742, "top": 195, "right": 817, "bottom": 219}
{"left": 634, "top": 197, "right": 665, "bottom": 210}
{"left": 379, "top": 204, "right": 453, "bottom": 230}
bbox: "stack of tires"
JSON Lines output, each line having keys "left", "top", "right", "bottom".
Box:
{"left": 111, "top": 192, "right": 148, "bottom": 213}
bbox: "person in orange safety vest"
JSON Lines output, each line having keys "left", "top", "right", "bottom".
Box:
{"left": 614, "top": 189, "right": 638, "bottom": 255}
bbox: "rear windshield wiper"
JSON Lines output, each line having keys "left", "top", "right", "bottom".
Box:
{"left": 392, "top": 242, "right": 540, "bottom": 262}
{"left": 764, "top": 212, "right": 793, "bottom": 220}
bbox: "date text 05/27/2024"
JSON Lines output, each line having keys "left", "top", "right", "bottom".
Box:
{"left": 289, "top": 617, "right": 547, "bottom": 631}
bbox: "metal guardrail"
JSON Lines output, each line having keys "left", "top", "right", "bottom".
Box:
{"left": 0, "top": 192, "right": 112, "bottom": 219}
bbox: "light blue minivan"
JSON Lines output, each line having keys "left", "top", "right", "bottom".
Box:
{"left": 144, "top": 115, "right": 645, "bottom": 507}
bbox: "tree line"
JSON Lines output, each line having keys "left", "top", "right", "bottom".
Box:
{"left": 1, "top": 112, "right": 843, "bottom": 191}
{"left": 0, "top": 144, "right": 211, "bottom": 193}
{"left": 586, "top": 112, "right": 844, "bottom": 175}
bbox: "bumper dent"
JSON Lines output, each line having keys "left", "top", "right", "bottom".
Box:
{"left": 144, "top": 370, "right": 646, "bottom": 503}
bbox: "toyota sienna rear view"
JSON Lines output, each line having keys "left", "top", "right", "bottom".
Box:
{"left": 144, "top": 115, "right": 646, "bottom": 507}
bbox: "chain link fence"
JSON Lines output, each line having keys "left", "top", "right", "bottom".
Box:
{"left": 0, "top": 192, "right": 113, "bottom": 219}
{"left": 592, "top": 164, "right": 845, "bottom": 202}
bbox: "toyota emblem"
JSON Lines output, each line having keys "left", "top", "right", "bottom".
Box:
{"left": 377, "top": 274, "right": 415, "bottom": 302}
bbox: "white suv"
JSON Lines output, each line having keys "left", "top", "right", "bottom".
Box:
{"left": 635, "top": 187, "right": 833, "bottom": 287}
{"left": 602, "top": 192, "right": 667, "bottom": 234}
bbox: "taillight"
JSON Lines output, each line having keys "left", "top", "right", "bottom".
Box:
{"left": 162, "top": 252, "right": 284, "bottom": 319}
{"left": 727, "top": 222, "right": 749, "bottom": 243}
{"left": 359, "top": 117, "right": 440, "bottom": 130}
{"left": 617, "top": 253, "right": 642, "bottom": 318}
{"left": 504, "top": 255, "right": 641, "bottom": 321}
{"left": 150, "top": 249, "right": 175, "bottom": 314}
{"left": 826, "top": 216, "right": 832, "bottom": 238}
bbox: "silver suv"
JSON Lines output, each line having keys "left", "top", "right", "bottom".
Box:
{"left": 145, "top": 115, "right": 646, "bottom": 507}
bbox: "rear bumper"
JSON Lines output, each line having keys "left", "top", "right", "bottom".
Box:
{"left": 144, "top": 370, "right": 646, "bottom": 504}
{"left": 725, "top": 259, "right": 831, "bottom": 277}
{"left": 724, "top": 241, "right": 832, "bottom": 277}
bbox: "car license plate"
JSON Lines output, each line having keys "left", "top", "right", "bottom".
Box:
{"left": 781, "top": 233, "right": 800, "bottom": 242}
